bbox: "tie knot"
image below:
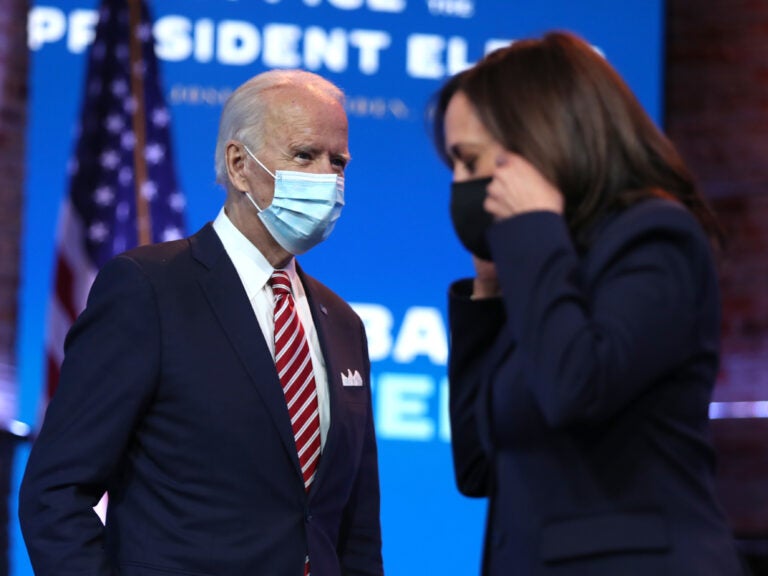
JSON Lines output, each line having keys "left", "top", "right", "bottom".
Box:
{"left": 269, "top": 270, "right": 292, "bottom": 297}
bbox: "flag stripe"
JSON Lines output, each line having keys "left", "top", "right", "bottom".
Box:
{"left": 44, "top": 0, "right": 185, "bottom": 406}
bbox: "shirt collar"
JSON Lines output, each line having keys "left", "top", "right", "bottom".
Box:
{"left": 212, "top": 207, "right": 298, "bottom": 297}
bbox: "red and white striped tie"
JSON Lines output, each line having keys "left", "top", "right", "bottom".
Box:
{"left": 269, "top": 270, "right": 320, "bottom": 575}
{"left": 270, "top": 270, "right": 321, "bottom": 489}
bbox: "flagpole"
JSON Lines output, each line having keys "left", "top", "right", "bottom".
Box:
{"left": 44, "top": 0, "right": 186, "bottom": 412}
{"left": 128, "top": 0, "right": 151, "bottom": 246}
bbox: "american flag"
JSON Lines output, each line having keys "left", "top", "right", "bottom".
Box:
{"left": 45, "top": 0, "right": 185, "bottom": 403}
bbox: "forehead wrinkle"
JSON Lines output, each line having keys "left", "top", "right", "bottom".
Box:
{"left": 262, "top": 107, "right": 319, "bottom": 153}
{"left": 260, "top": 85, "right": 348, "bottom": 157}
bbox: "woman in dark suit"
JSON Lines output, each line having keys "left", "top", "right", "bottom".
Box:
{"left": 433, "top": 31, "right": 744, "bottom": 575}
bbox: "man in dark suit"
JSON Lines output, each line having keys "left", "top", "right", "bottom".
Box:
{"left": 19, "top": 69, "right": 384, "bottom": 576}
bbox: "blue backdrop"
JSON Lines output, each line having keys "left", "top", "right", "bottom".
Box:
{"left": 12, "top": 1, "right": 663, "bottom": 574}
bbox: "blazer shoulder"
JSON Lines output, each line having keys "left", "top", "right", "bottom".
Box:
{"left": 604, "top": 198, "right": 707, "bottom": 242}
{"left": 585, "top": 198, "right": 716, "bottom": 286}
{"left": 121, "top": 237, "right": 191, "bottom": 264}
{"left": 587, "top": 198, "right": 712, "bottom": 269}
{"left": 108, "top": 223, "right": 218, "bottom": 277}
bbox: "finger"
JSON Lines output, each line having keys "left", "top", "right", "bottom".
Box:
{"left": 484, "top": 192, "right": 513, "bottom": 220}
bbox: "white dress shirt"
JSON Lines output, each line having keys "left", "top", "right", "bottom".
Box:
{"left": 212, "top": 208, "right": 330, "bottom": 450}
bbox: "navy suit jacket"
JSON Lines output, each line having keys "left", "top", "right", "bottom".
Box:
{"left": 20, "top": 223, "right": 383, "bottom": 576}
{"left": 448, "top": 200, "right": 743, "bottom": 575}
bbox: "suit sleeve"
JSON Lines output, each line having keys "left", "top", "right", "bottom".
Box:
{"left": 338, "top": 319, "right": 384, "bottom": 576}
{"left": 488, "top": 204, "right": 714, "bottom": 429}
{"left": 19, "top": 255, "right": 160, "bottom": 576}
{"left": 447, "top": 279, "right": 506, "bottom": 497}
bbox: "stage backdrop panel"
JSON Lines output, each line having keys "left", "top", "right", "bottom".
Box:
{"left": 14, "top": 1, "right": 664, "bottom": 574}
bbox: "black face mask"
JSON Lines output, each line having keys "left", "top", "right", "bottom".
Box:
{"left": 450, "top": 177, "right": 494, "bottom": 260}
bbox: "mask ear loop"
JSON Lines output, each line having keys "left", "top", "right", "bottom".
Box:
{"left": 243, "top": 144, "right": 276, "bottom": 179}
{"left": 241, "top": 144, "right": 276, "bottom": 213}
{"left": 243, "top": 190, "right": 263, "bottom": 213}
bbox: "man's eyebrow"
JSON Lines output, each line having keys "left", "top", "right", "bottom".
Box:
{"left": 289, "top": 143, "right": 351, "bottom": 162}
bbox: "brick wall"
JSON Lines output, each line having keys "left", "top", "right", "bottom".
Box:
{"left": 0, "top": 0, "right": 764, "bottom": 565}
{"left": 666, "top": 0, "right": 768, "bottom": 539}
{"left": 0, "top": 1, "right": 28, "bottom": 575}
{"left": 0, "top": 0, "right": 27, "bottom": 370}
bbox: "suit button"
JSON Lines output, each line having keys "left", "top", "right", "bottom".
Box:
{"left": 305, "top": 510, "right": 313, "bottom": 523}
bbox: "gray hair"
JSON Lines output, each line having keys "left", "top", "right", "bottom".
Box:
{"left": 214, "top": 69, "right": 345, "bottom": 186}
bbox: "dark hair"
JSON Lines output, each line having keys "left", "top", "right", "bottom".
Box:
{"left": 432, "top": 31, "right": 722, "bottom": 246}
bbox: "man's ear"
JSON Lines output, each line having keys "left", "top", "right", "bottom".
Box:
{"left": 225, "top": 141, "right": 249, "bottom": 191}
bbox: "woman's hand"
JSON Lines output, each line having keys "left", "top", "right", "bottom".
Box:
{"left": 486, "top": 152, "right": 564, "bottom": 219}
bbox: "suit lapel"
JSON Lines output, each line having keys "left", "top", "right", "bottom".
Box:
{"left": 298, "top": 267, "right": 342, "bottom": 495}
{"left": 190, "top": 224, "right": 303, "bottom": 479}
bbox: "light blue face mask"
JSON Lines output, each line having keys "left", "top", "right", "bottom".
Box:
{"left": 242, "top": 145, "right": 345, "bottom": 255}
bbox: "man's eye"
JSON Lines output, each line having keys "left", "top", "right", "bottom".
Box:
{"left": 296, "top": 151, "right": 312, "bottom": 160}
{"left": 332, "top": 157, "right": 348, "bottom": 169}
